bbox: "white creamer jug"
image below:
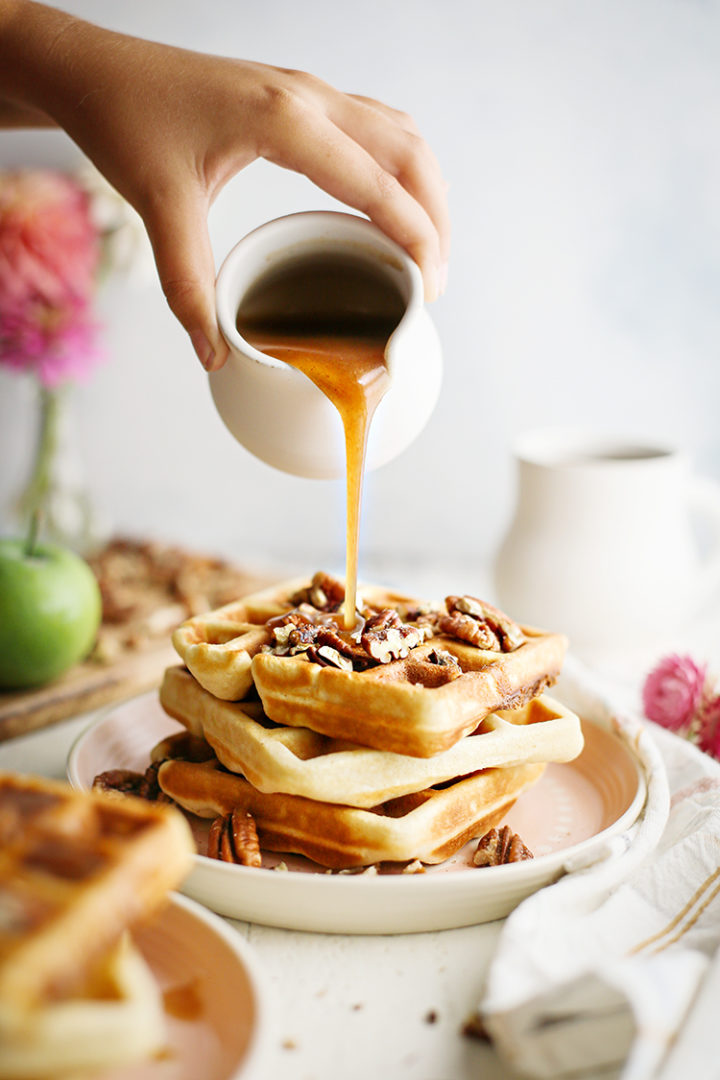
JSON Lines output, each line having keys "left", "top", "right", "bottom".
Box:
{"left": 211, "top": 211, "right": 442, "bottom": 479}
{"left": 493, "top": 428, "right": 720, "bottom": 649}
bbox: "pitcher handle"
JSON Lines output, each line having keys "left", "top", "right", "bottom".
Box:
{"left": 689, "top": 475, "right": 720, "bottom": 599}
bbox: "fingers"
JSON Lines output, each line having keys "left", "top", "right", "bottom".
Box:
{"left": 333, "top": 93, "right": 451, "bottom": 269}
{"left": 259, "top": 92, "right": 446, "bottom": 301}
{"left": 141, "top": 187, "right": 229, "bottom": 371}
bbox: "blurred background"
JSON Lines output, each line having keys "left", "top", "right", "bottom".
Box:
{"left": 1, "top": 0, "right": 719, "bottom": 597}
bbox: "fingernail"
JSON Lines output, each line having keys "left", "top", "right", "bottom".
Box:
{"left": 439, "top": 260, "right": 448, "bottom": 296}
{"left": 190, "top": 329, "right": 215, "bottom": 371}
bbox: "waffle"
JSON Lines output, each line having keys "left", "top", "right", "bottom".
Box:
{"left": 157, "top": 756, "right": 546, "bottom": 868}
{"left": 160, "top": 665, "right": 583, "bottom": 808}
{"left": 0, "top": 934, "right": 165, "bottom": 1079}
{"left": 0, "top": 771, "right": 194, "bottom": 1015}
{"left": 171, "top": 575, "right": 415, "bottom": 701}
{"left": 172, "top": 575, "right": 568, "bottom": 756}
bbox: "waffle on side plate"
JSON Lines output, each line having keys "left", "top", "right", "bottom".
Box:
{"left": 172, "top": 575, "right": 568, "bottom": 757}
{"left": 0, "top": 771, "right": 194, "bottom": 1015}
{"left": 157, "top": 756, "right": 546, "bottom": 869}
{"left": 160, "top": 665, "right": 583, "bottom": 808}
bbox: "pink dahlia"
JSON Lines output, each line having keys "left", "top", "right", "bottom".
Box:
{"left": 0, "top": 170, "right": 101, "bottom": 386}
{"left": 697, "top": 695, "right": 720, "bottom": 760}
{"left": 642, "top": 654, "right": 708, "bottom": 733}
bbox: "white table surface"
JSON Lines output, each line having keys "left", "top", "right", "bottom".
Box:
{"left": 0, "top": 707, "right": 510, "bottom": 1080}
{"left": 3, "top": 586, "right": 719, "bottom": 1080}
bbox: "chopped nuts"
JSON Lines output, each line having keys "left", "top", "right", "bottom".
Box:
{"left": 92, "top": 763, "right": 171, "bottom": 803}
{"left": 426, "top": 648, "right": 463, "bottom": 676}
{"left": 461, "top": 1014, "right": 492, "bottom": 1041}
{"left": 306, "top": 644, "right": 354, "bottom": 671}
{"left": 472, "top": 826, "right": 533, "bottom": 867}
{"left": 207, "top": 809, "right": 262, "bottom": 867}
{"left": 290, "top": 571, "right": 345, "bottom": 612}
{"left": 437, "top": 596, "right": 525, "bottom": 652}
{"left": 361, "top": 609, "right": 427, "bottom": 663}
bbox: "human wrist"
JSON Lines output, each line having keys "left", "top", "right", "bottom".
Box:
{"left": 0, "top": 1, "right": 96, "bottom": 126}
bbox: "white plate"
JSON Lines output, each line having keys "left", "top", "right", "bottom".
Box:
{"left": 68, "top": 670, "right": 654, "bottom": 934}
{"left": 102, "top": 893, "right": 267, "bottom": 1080}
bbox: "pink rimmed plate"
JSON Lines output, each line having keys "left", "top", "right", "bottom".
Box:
{"left": 68, "top": 670, "right": 655, "bottom": 935}
{"left": 99, "top": 893, "right": 266, "bottom": 1079}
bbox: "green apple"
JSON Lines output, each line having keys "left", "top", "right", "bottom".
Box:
{"left": 0, "top": 538, "right": 102, "bottom": 689}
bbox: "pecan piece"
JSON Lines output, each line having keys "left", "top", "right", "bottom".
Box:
{"left": 305, "top": 643, "right": 354, "bottom": 671}
{"left": 437, "top": 596, "right": 525, "bottom": 652}
{"left": 289, "top": 571, "right": 345, "bottom": 612}
{"left": 360, "top": 609, "right": 427, "bottom": 664}
{"left": 426, "top": 648, "right": 463, "bottom": 677}
{"left": 436, "top": 610, "right": 500, "bottom": 650}
{"left": 267, "top": 609, "right": 319, "bottom": 653}
{"left": 449, "top": 596, "right": 525, "bottom": 652}
{"left": 207, "top": 809, "right": 262, "bottom": 867}
{"left": 150, "top": 731, "right": 214, "bottom": 763}
{"left": 92, "top": 769, "right": 148, "bottom": 798}
{"left": 92, "top": 765, "right": 172, "bottom": 803}
{"left": 472, "top": 826, "right": 533, "bottom": 867}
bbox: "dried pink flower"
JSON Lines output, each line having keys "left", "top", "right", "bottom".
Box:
{"left": 0, "top": 169, "right": 102, "bottom": 386}
{"left": 642, "top": 654, "right": 708, "bottom": 733}
{"left": 697, "top": 695, "right": 720, "bottom": 760}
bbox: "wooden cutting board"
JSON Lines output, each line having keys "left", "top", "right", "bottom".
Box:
{"left": 0, "top": 538, "right": 274, "bottom": 743}
{"left": 0, "top": 638, "right": 181, "bottom": 742}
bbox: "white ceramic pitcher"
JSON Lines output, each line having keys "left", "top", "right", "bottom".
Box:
{"left": 493, "top": 428, "right": 720, "bottom": 648}
{"left": 211, "top": 211, "right": 442, "bottom": 479}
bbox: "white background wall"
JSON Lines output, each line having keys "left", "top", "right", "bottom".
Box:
{"left": 1, "top": 0, "right": 719, "bottom": 594}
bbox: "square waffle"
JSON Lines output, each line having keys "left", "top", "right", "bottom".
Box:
{"left": 172, "top": 574, "right": 568, "bottom": 757}
{"left": 159, "top": 665, "right": 583, "bottom": 809}
{"left": 0, "top": 934, "right": 166, "bottom": 1079}
{"left": 171, "top": 575, "right": 415, "bottom": 701}
{"left": 157, "top": 756, "right": 546, "bottom": 869}
{"left": 0, "top": 771, "right": 194, "bottom": 1015}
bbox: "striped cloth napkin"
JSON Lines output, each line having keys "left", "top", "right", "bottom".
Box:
{"left": 477, "top": 662, "right": 720, "bottom": 1079}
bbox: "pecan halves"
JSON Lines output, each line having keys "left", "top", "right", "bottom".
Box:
{"left": 426, "top": 648, "right": 463, "bottom": 678}
{"left": 207, "top": 809, "right": 262, "bottom": 867}
{"left": 436, "top": 610, "right": 500, "bottom": 650}
{"left": 472, "top": 826, "right": 533, "bottom": 867}
{"left": 92, "top": 764, "right": 172, "bottom": 803}
{"left": 266, "top": 609, "right": 320, "bottom": 654}
{"left": 289, "top": 571, "right": 345, "bottom": 612}
{"left": 360, "top": 609, "right": 428, "bottom": 664}
{"left": 439, "top": 596, "right": 525, "bottom": 652}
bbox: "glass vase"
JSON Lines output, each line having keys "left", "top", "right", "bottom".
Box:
{"left": 14, "top": 380, "right": 107, "bottom": 554}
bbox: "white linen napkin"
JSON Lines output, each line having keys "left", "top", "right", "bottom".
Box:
{"left": 478, "top": 661, "right": 720, "bottom": 1080}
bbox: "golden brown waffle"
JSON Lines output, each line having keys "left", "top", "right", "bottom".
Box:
{"left": 160, "top": 665, "right": 583, "bottom": 808}
{"left": 171, "top": 575, "right": 417, "bottom": 701}
{"left": 0, "top": 771, "right": 194, "bottom": 1014}
{"left": 157, "top": 756, "right": 545, "bottom": 869}
{"left": 253, "top": 631, "right": 565, "bottom": 757}
{"left": 172, "top": 575, "right": 568, "bottom": 756}
{"left": 0, "top": 935, "right": 166, "bottom": 1079}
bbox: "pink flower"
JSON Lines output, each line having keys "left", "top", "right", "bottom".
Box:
{"left": 642, "top": 654, "right": 708, "bottom": 732}
{"left": 697, "top": 695, "right": 720, "bottom": 760}
{"left": 0, "top": 170, "right": 101, "bottom": 385}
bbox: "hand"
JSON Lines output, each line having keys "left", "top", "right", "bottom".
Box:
{"left": 0, "top": 4, "right": 450, "bottom": 370}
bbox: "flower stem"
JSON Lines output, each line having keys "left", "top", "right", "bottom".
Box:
{"left": 24, "top": 510, "right": 40, "bottom": 558}
{"left": 17, "top": 382, "right": 63, "bottom": 524}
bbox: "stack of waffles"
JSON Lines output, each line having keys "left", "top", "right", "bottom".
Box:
{"left": 0, "top": 771, "right": 194, "bottom": 1078}
{"left": 153, "top": 572, "right": 584, "bottom": 870}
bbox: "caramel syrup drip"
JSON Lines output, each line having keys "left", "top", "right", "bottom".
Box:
{"left": 243, "top": 328, "right": 390, "bottom": 630}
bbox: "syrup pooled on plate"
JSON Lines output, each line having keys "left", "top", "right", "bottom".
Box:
{"left": 237, "top": 254, "right": 404, "bottom": 629}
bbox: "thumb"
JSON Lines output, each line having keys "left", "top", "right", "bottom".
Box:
{"left": 143, "top": 190, "right": 228, "bottom": 371}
